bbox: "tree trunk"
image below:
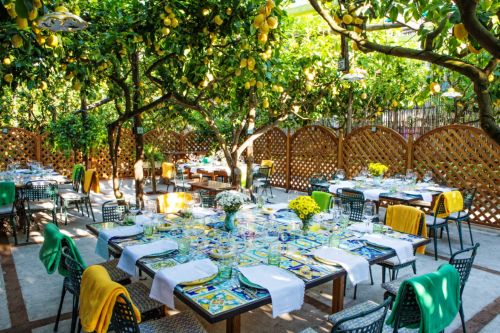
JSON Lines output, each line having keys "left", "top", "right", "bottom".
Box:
{"left": 133, "top": 115, "right": 145, "bottom": 208}
{"left": 107, "top": 123, "right": 123, "bottom": 198}
{"left": 229, "top": 152, "right": 240, "bottom": 187}
{"left": 246, "top": 92, "right": 257, "bottom": 189}
{"left": 80, "top": 95, "right": 89, "bottom": 168}
{"left": 474, "top": 79, "right": 500, "bottom": 143}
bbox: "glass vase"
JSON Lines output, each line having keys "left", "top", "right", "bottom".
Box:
{"left": 224, "top": 211, "right": 237, "bottom": 232}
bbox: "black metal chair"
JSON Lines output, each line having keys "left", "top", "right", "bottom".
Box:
{"left": 59, "top": 170, "right": 95, "bottom": 225}
{"left": 308, "top": 174, "right": 327, "bottom": 195}
{"left": 198, "top": 190, "right": 216, "bottom": 208}
{"left": 254, "top": 166, "right": 273, "bottom": 197}
{"left": 173, "top": 168, "right": 191, "bottom": 192}
{"left": 22, "top": 180, "right": 58, "bottom": 241}
{"left": 382, "top": 243, "right": 479, "bottom": 333}
{"left": 425, "top": 194, "right": 452, "bottom": 260}
{"left": 0, "top": 181, "right": 18, "bottom": 245}
{"left": 378, "top": 208, "right": 425, "bottom": 283}
{"left": 102, "top": 200, "right": 129, "bottom": 222}
{"left": 447, "top": 188, "right": 476, "bottom": 249}
{"left": 111, "top": 293, "right": 207, "bottom": 333}
{"left": 336, "top": 188, "right": 365, "bottom": 222}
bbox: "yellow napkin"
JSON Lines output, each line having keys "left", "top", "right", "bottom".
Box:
{"left": 261, "top": 160, "right": 275, "bottom": 175}
{"left": 157, "top": 192, "right": 193, "bottom": 213}
{"left": 434, "top": 191, "right": 463, "bottom": 217}
{"left": 161, "top": 162, "right": 175, "bottom": 179}
{"left": 83, "top": 169, "right": 100, "bottom": 194}
{"left": 385, "top": 205, "right": 427, "bottom": 254}
{"left": 79, "top": 265, "right": 140, "bottom": 333}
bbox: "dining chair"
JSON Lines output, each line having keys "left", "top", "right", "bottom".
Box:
{"left": 382, "top": 244, "right": 479, "bottom": 333}
{"left": 254, "top": 166, "right": 273, "bottom": 197}
{"left": 336, "top": 188, "right": 365, "bottom": 222}
{"left": 23, "top": 180, "right": 58, "bottom": 241}
{"left": 173, "top": 168, "right": 191, "bottom": 192}
{"left": 110, "top": 293, "right": 207, "bottom": 333}
{"left": 426, "top": 194, "right": 453, "bottom": 260}
{"left": 156, "top": 192, "right": 193, "bottom": 213}
{"left": 59, "top": 169, "right": 96, "bottom": 225}
{"left": 311, "top": 191, "right": 333, "bottom": 212}
{"left": 298, "top": 297, "right": 392, "bottom": 333}
{"left": 0, "top": 181, "right": 18, "bottom": 245}
{"left": 198, "top": 190, "right": 216, "bottom": 208}
{"left": 378, "top": 205, "right": 425, "bottom": 283}
{"left": 308, "top": 174, "right": 327, "bottom": 195}
{"left": 160, "top": 162, "right": 176, "bottom": 192}
{"left": 63, "top": 251, "right": 164, "bottom": 333}
{"left": 447, "top": 187, "right": 476, "bottom": 249}
{"left": 102, "top": 200, "right": 129, "bottom": 222}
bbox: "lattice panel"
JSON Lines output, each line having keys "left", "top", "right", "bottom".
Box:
{"left": 40, "top": 134, "right": 82, "bottom": 176}
{"left": 344, "top": 126, "right": 407, "bottom": 178}
{"left": 184, "top": 131, "right": 211, "bottom": 153}
{"left": 93, "top": 129, "right": 135, "bottom": 179}
{"left": 0, "top": 128, "right": 37, "bottom": 169}
{"left": 414, "top": 125, "right": 500, "bottom": 227}
{"left": 290, "top": 126, "right": 338, "bottom": 191}
{"left": 145, "top": 130, "right": 183, "bottom": 160}
{"left": 253, "top": 127, "right": 288, "bottom": 187}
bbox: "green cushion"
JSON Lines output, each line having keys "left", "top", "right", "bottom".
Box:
{"left": 0, "top": 181, "right": 15, "bottom": 206}
{"left": 311, "top": 191, "right": 332, "bottom": 212}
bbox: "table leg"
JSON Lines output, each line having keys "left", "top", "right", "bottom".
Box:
{"left": 226, "top": 315, "right": 241, "bottom": 333}
{"left": 331, "top": 275, "right": 345, "bottom": 313}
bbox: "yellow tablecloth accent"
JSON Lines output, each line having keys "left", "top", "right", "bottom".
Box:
{"left": 83, "top": 169, "right": 100, "bottom": 193}
{"left": 385, "top": 205, "right": 427, "bottom": 254}
{"left": 161, "top": 162, "right": 175, "bottom": 179}
{"left": 80, "top": 265, "right": 140, "bottom": 333}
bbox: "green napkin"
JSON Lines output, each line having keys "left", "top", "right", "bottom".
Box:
{"left": 0, "top": 181, "right": 16, "bottom": 206}
{"left": 311, "top": 191, "right": 332, "bottom": 212}
{"left": 71, "top": 164, "right": 85, "bottom": 182}
{"left": 386, "top": 263, "right": 461, "bottom": 333}
{"left": 39, "top": 223, "right": 87, "bottom": 277}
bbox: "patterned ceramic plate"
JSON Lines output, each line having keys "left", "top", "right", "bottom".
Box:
{"left": 238, "top": 273, "right": 265, "bottom": 290}
{"left": 180, "top": 273, "right": 218, "bottom": 286}
{"left": 208, "top": 248, "right": 235, "bottom": 260}
{"left": 313, "top": 256, "right": 342, "bottom": 267}
{"left": 143, "top": 249, "right": 177, "bottom": 258}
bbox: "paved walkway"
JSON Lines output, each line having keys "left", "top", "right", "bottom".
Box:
{"left": 0, "top": 179, "right": 499, "bottom": 332}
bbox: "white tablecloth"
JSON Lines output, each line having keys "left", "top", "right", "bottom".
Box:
{"left": 95, "top": 225, "right": 143, "bottom": 259}
{"left": 117, "top": 239, "right": 178, "bottom": 276}
{"left": 363, "top": 234, "right": 414, "bottom": 264}
{"left": 313, "top": 247, "right": 370, "bottom": 285}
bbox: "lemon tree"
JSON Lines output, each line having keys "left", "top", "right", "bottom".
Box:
{"left": 308, "top": 0, "right": 499, "bottom": 143}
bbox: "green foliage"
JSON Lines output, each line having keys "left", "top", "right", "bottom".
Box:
{"left": 48, "top": 111, "right": 107, "bottom": 157}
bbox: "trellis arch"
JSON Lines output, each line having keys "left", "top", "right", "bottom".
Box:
{"left": 414, "top": 125, "right": 500, "bottom": 227}
{"left": 289, "top": 125, "right": 338, "bottom": 190}
{"left": 253, "top": 127, "right": 288, "bottom": 187}
{"left": 343, "top": 125, "right": 407, "bottom": 178}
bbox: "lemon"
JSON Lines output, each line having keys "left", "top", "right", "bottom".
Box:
{"left": 342, "top": 14, "right": 353, "bottom": 25}
{"left": 165, "top": 6, "right": 173, "bottom": 14}
{"left": 259, "top": 20, "right": 270, "bottom": 33}
{"left": 16, "top": 17, "right": 28, "bottom": 29}
{"left": 391, "top": 100, "right": 398, "bottom": 108}
{"left": 354, "top": 27, "right": 362, "bottom": 34}
{"left": 256, "top": 81, "right": 264, "bottom": 89}
{"left": 240, "top": 58, "right": 247, "bottom": 68}
{"left": 430, "top": 82, "right": 441, "bottom": 93}
{"left": 47, "top": 35, "right": 58, "bottom": 47}
{"left": 12, "top": 34, "right": 23, "bottom": 48}
{"left": 163, "top": 17, "right": 171, "bottom": 26}
{"left": 39, "top": 81, "right": 47, "bottom": 90}
{"left": 214, "top": 15, "right": 223, "bottom": 26}
{"left": 207, "top": 47, "right": 213, "bottom": 55}
{"left": 354, "top": 17, "right": 363, "bottom": 25}
{"left": 4, "top": 73, "right": 13, "bottom": 83}
{"left": 361, "top": 92, "right": 367, "bottom": 100}
{"left": 488, "top": 74, "right": 494, "bottom": 82}
{"left": 266, "top": 0, "right": 275, "bottom": 12}
{"left": 244, "top": 82, "right": 251, "bottom": 89}
{"left": 226, "top": 8, "right": 232, "bottom": 16}
{"left": 254, "top": 14, "right": 265, "bottom": 28}
{"left": 263, "top": 98, "right": 269, "bottom": 108}
{"left": 161, "top": 27, "right": 170, "bottom": 36}
{"left": 235, "top": 68, "right": 242, "bottom": 76}
{"left": 305, "top": 82, "right": 313, "bottom": 91}
{"left": 34, "top": 0, "right": 42, "bottom": 8}
{"left": 277, "top": 86, "right": 284, "bottom": 93}
{"left": 377, "top": 106, "right": 382, "bottom": 112}
{"left": 202, "top": 8, "right": 210, "bottom": 16}
{"left": 267, "top": 16, "right": 278, "bottom": 29}
{"left": 28, "top": 8, "right": 38, "bottom": 20}
{"left": 309, "top": 224, "right": 321, "bottom": 232}
{"left": 333, "top": 15, "right": 342, "bottom": 24}
{"left": 36, "top": 35, "right": 46, "bottom": 45}
{"left": 171, "top": 18, "right": 179, "bottom": 28}
{"left": 352, "top": 42, "right": 359, "bottom": 51}
{"left": 180, "top": 76, "right": 188, "bottom": 83}
{"left": 258, "top": 32, "right": 268, "bottom": 44}
{"left": 247, "top": 57, "right": 255, "bottom": 70}
{"left": 55, "top": 6, "right": 69, "bottom": 12}
{"left": 453, "top": 24, "right": 468, "bottom": 41}
{"left": 3, "top": 57, "right": 11, "bottom": 66}
{"left": 73, "top": 80, "right": 81, "bottom": 91}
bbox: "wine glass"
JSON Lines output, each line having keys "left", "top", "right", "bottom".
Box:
{"left": 336, "top": 169, "right": 346, "bottom": 181}
{"left": 423, "top": 170, "right": 433, "bottom": 183}
{"left": 359, "top": 167, "right": 368, "bottom": 178}
{"left": 362, "top": 202, "right": 376, "bottom": 235}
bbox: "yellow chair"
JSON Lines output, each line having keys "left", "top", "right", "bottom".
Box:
{"left": 161, "top": 162, "right": 176, "bottom": 191}
{"left": 156, "top": 192, "right": 193, "bottom": 213}
{"left": 261, "top": 160, "right": 275, "bottom": 175}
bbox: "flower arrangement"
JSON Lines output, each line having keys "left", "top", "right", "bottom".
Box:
{"left": 288, "top": 196, "right": 320, "bottom": 229}
{"left": 368, "top": 162, "right": 388, "bottom": 177}
{"left": 215, "top": 190, "right": 247, "bottom": 213}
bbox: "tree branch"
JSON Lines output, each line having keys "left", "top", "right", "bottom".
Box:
{"left": 423, "top": 14, "right": 452, "bottom": 51}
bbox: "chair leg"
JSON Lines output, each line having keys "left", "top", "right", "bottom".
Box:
{"left": 10, "top": 215, "right": 17, "bottom": 246}
{"left": 70, "top": 295, "right": 79, "bottom": 333}
{"left": 87, "top": 199, "right": 95, "bottom": 221}
{"left": 353, "top": 284, "right": 357, "bottom": 300}
{"left": 459, "top": 304, "right": 466, "bottom": 333}
{"left": 54, "top": 284, "right": 66, "bottom": 331}
{"left": 433, "top": 229, "right": 438, "bottom": 261}
{"left": 382, "top": 266, "right": 386, "bottom": 284}
{"left": 467, "top": 220, "right": 474, "bottom": 245}
{"left": 392, "top": 267, "right": 397, "bottom": 281}
{"left": 456, "top": 220, "right": 464, "bottom": 250}
{"left": 369, "top": 266, "right": 373, "bottom": 285}
{"left": 445, "top": 225, "right": 452, "bottom": 257}
{"left": 25, "top": 212, "right": 31, "bottom": 242}
{"left": 411, "top": 261, "right": 417, "bottom": 275}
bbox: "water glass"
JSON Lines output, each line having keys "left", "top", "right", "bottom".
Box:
{"left": 177, "top": 237, "right": 191, "bottom": 256}
{"left": 423, "top": 170, "right": 433, "bottom": 183}
{"left": 363, "top": 202, "right": 376, "bottom": 234}
{"left": 336, "top": 169, "right": 345, "bottom": 180}
{"left": 328, "top": 233, "right": 341, "bottom": 248}
{"left": 143, "top": 223, "right": 154, "bottom": 238}
{"left": 218, "top": 259, "right": 233, "bottom": 279}
{"left": 267, "top": 242, "right": 281, "bottom": 266}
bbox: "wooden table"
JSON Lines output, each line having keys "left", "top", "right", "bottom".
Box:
{"left": 87, "top": 211, "right": 429, "bottom": 333}
{"left": 189, "top": 180, "right": 235, "bottom": 193}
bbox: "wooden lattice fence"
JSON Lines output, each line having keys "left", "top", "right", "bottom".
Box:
{"left": 343, "top": 126, "right": 407, "bottom": 178}
{"left": 92, "top": 129, "right": 135, "bottom": 179}
{"left": 40, "top": 133, "right": 82, "bottom": 177}
{"left": 184, "top": 131, "right": 212, "bottom": 153}
{"left": 253, "top": 127, "right": 288, "bottom": 188}
{"left": 0, "top": 128, "right": 37, "bottom": 169}
{"left": 289, "top": 126, "right": 338, "bottom": 190}
{"left": 413, "top": 125, "right": 500, "bottom": 227}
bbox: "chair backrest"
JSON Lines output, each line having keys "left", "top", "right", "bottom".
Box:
{"left": 258, "top": 166, "right": 271, "bottom": 179}
{"left": 0, "top": 181, "right": 16, "bottom": 206}
{"left": 161, "top": 162, "right": 176, "bottom": 180}
{"left": 102, "top": 200, "right": 128, "bottom": 222}
{"left": 82, "top": 169, "right": 96, "bottom": 194}
{"left": 385, "top": 205, "right": 424, "bottom": 237}
{"left": 390, "top": 283, "right": 421, "bottom": 330}
{"left": 72, "top": 166, "right": 85, "bottom": 192}
{"left": 332, "top": 297, "right": 392, "bottom": 333}
{"left": 110, "top": 293, "right": 140, "bottom": 333}
{"left": 157, "top": 192, "right": 193, "bottom": 213}
{"left": 431, "top": 194, "right": 447, "bottom": 222}
{"left": 449, "top": 243, "right": 480, "bottom": 295}
{"left": 461, "top": 188, "right": 476, "bottom": 210}
{"left": 336, "top": 188, "right": 365, "bottom": 222}
{"left": 199, "top": 190, "right": 216, "bottom": 208}
{"left": 62, "top": 246, "right": 85, "bottom": 297}
{"left": 261, "top": 160, "right": 275, "bottom": 175}
{"left": 309, "top": 174, "right": 327, "bottom": 195}
{"left": 23, "top": 180, "right": 58, "bottom": 202}
{"left": 311, "top": 191, "right": 333, "bottom": 212}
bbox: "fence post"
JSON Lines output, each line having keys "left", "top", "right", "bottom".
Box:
{"left": 285, "top": 128, "right": 291, "bottom": 191}
{"left": 406, "top": 132, "right": 414, "bottom": 171}
{"left": 35, "top": 134, "right": 41, "bottom": 162}
{"left": 337, "top": 130, "right": 344, "bottom": 170}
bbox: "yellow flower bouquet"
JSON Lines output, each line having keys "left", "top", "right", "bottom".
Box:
{"left": 368, "top": 162, "right": 389, "bottom": 177}
{"left": 288, "top": 196, "right": 320, "bottom": 231}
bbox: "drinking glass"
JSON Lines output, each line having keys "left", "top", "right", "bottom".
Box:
{"left": 362, "top": 202, "right": 376, "bottom": 234}
{"left": 328, "top": 232, "right": 341, "bottom": 248}
{"left": 267, "top": 242, "right": 281, "bottom": 266}
{"left": 177, "top": 237, "right": 191, "bottom": 256}
{"left": 218, "top": 259, "right": 233, "bottom": 279}
{"left": 423, "top": 170, "right": 433, "bottom": 183}
{"left": 143, "top": 222, "right": 154, "bottom": 239}
{"left": 336, "top": 169, "right": 346, "bottom": 180}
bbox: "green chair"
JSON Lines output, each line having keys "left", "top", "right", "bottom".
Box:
{"left": 0, "top": 181, "right": 18, "bottom": 245}
{"left": 311, "top": 191, "right": 332, "bottom": 212}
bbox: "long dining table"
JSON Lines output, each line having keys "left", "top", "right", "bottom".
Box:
{"left": 86, "top": 207, "right": 430, "bottom": 333}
